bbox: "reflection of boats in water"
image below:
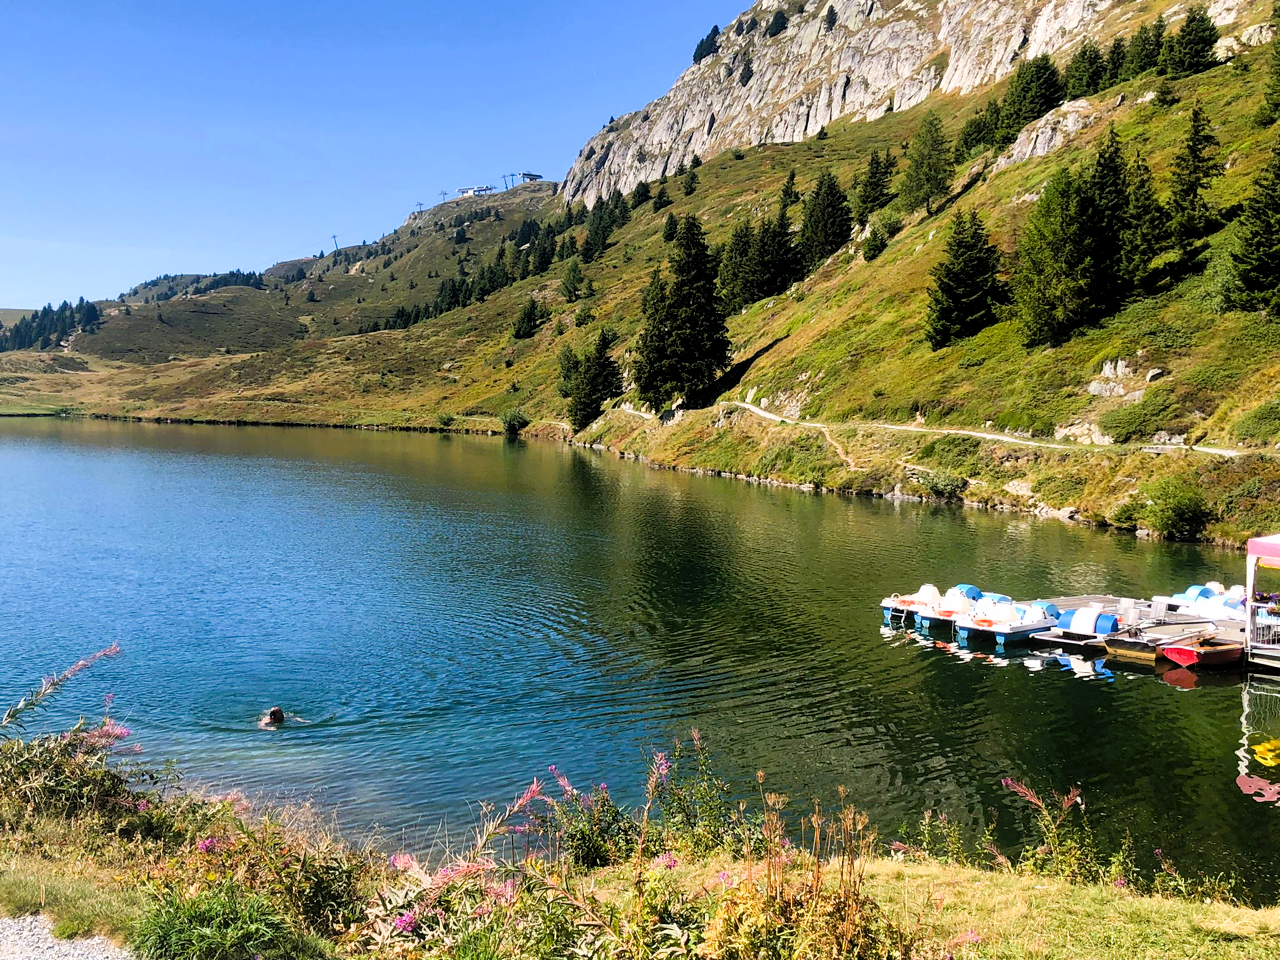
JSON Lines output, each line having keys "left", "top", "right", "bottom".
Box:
{"left": 1238, "top": 675, "right": 1280, "bottom": 806}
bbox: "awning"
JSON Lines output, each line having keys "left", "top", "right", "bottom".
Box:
{"left": 1249, "top": 535, "right": 1280, "bottom": 569}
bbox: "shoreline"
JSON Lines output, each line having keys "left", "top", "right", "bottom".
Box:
{"left": 1, "top": 408, "right": 1251, "bottom": 551}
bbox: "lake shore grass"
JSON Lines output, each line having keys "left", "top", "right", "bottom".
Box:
{"left": 4, "top": 648, "right": 1280, "bottom": 959}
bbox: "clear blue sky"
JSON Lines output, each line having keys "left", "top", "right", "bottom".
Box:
{"left": 1, "top": 0, "right": 741, "bottom": 308}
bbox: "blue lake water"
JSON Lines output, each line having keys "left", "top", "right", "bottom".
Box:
{"left": 3, "top": 418, "right": 1280, "bottom": 896}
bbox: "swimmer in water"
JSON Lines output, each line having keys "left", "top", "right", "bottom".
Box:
{"left": 259, "top": 706, "right": 286, "bottom": 729}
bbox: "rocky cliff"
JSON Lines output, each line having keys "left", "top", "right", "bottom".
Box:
{"left": 561, "top": 0, "right": 1262, "bottom": 207}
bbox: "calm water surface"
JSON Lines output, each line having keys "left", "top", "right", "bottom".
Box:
{"left": 3, "top": 419, "right": 1280, "bottom": 894}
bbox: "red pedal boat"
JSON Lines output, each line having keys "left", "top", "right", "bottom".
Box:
{"left": 1162, "top": 638, "right": 1245, "bottom": 668}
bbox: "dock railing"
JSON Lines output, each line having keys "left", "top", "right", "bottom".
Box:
{"left": 1248, "top": 602, "right": 1280, "bottom": 653}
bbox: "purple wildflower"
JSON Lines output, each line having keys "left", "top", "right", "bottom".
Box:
{"left": 389, "top": 852, "right": 417, "bottom": 871}
{"left": 393, "top": 910, "right": 418, "bottom": 933}
{"left": 1114, "top": 878, "right": 1127, "bottom": 888}
{"left": 136, "top": 799, "right": 150, "bottom": 812}
{"left": 656, "top": 851, "right": 677, "bottom": 870}
{"left": 196, "top": 836, "right": 220, "bottom": 853}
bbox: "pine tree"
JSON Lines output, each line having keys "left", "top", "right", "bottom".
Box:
{"left": 634, "top": 268, "right": 674, "bottom": 410}
{"left": 799, "top": 169, "right": 853, "bottom": 269}
{"left": 631, "top": 180, "right": 652, "bottom": 208}
{"left": 557, "top": 343, "right": 581, "bottom": 397}
{"left": 862, "top": 228, "right": 888, "bottom": 261}
{"left": 853, "top": 149, "right": 894, "bottom": 227}
{"left": 781, "top": 169, "right": 801, "bottom": 207}
{"left": 691, "top": 154, "right": 702, "bottom": 168}
{"left": 755, "top": 202, "right": 800, "bottom": 295}
{"left": 1065, "top": 40, "right": 1108, "bottom": 98}
{"left": 568, "top": 329, "right": 624, "bottom": 431}
{"left": 1015, "top": 167, "right": 1098, "bottom": 346}
{"left": 1121, "top": 151, "right": 1170, "bottom": 286}
{"left": 899, "top": 111, "right": 954, "bottom": 215}
{"left": 683, "top": 168, "right": 700, "bottom": 196}
{"left": 1124, "top": 23, "right": 1159, "bottom": 79}
{"left": 663, "top": 212, "right": 679, "bottom": 242}
{"left": 1106, "top": 36, "right": 1129, "bottom": 86}
{"left": 1164, "top": 6, "right": 1219, "bottom": 78}
{"left": 1229, "top": 140, "right": 1280, "bottom": 313}
{"left": 1169, "top": 101, "right": 1223, "bottom": 252}
{"left": 652, "top": 186, "right": 674, "bottom": 213}
{"left": 765, "top": 10, "right": 789, "bottom": 37}
{"left": 561, "top": 258, "right": 584, "bottom": 302}
{"left": 1084, "top": 125, "right": 1131, "bottom": 309}
{"left": 925, "top": 211, "right": 1008, "bottom": 349}
{"left": 633, "top": 217, "right": 731, "bottom": 409}
{"left": 718, "top": 221, "right": 757, "bottom": 311}
{"left": 513, "top": 297, "right": 542, "bottom": 339}
{"left": 996, "top": 55, "right": 1064, "bottom": 147}
{"left": 825, "top": 5, "right": 837, "bottom": 31}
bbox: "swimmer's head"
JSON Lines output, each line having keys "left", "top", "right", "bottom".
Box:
{"left": 266, "top": 706, "right": 285, "bottom": 725}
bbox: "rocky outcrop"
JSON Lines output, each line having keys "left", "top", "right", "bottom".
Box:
{"left": 562, "top": 0, "right": 1273, "bottom": 207}
{"left": 991, "top": 97, "right": 1099, "bottom": 172}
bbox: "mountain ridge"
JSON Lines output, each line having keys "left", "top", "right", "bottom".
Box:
{"left": 562, "top": 0, "right": 1264, "bottom": 206}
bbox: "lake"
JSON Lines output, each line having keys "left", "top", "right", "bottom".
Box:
{"left": 3, "top": 418, "right": 1280, "bottom": 896}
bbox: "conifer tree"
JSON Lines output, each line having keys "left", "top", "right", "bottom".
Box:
{"left": 1106, "top": 36, "right": 1129, "bottom": 86}
{"left": 652, "top": 186, "right": 674, "bottom": 213}
{"left": 925, "top": 211, "right": 1008, "bottom": 350}
{"left": 718, "top": 221, "right": 757, "bottom": 312}
{"left": 1229, "top": 140, "right": 1280, "bottom": 315}
{"left": 781, "top": 169, "right": 801, "bottom": 207}
{"left": 996, "top": 55, "right": 1064, "bottom": 147}
{"left": 663, "top": 212, "right": 679, "bottom": 242}
{"left": 852, "top": 151, "right": 888, "bottom": 227}
{"left": 631, "top": 180, "right": 652, "bottom": 209}
{"left": 557, "top": 343, "right": 581, "bottom": 398}
{"left": 1122, "top": 151, "right": 1170, "bottom": 286}
{"left": 1065, "top": 40, "right": 1108, "bottom": 98}
{"left": 633, "top": 217, "right": 731, "bottom": 409}
{"left": 513, "top": 297, "right": 542, "bottom": 339}
{"left": 1163, "top": 6, "right": 1219, "bottom": 78}
{"left": 799, "top": 169, "right": 853, "bottom": 269}
{"left": 1124, "top": 23, "right": 1160, "bottom": 78}
{"left": 1169, "top": 101, "right": 1223, "bottom": 252}
{"left": 1015, "top": 168, "right": 1097, "bottom": 346}
{"left": 568, "top": 329, "right": 625, "bottom": 431}
{"left": 561, "top": 258, "right": 584, "bottom": 302}
{"left": 825, "top": 5, "right": 837, "bottom": 31}
{"left": 900, "top": 111, "right": 954, "bottom": 215}
{"left": 683, "top": 168, "right": 700, "bottom": 196}
{"left": 755, "top": 202, "right": 800, "bottom": 295}
{"left": 862, "top": 228, "right": 888, "bottom": 261}
{"left": 1084, "top": 125, "right": 1131, "bottom": 308}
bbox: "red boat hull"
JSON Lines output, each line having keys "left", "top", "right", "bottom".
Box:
{"left": 1163, "top": 643, "right": 1243, "bottom": 668}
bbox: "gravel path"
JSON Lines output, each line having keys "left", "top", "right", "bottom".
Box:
{"left": 0, "top": 916, "right": 131, "bottom": 960}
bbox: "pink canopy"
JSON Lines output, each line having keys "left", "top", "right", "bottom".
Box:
{"left": 1250, "top": 535, "right": 1280, "bottom": 567}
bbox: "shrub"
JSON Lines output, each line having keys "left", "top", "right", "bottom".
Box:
{"left": 436, "top": 413, "right": 457, "bottom": 429}
{"left": 1099, "top": 386, "right": 1189, "bottom": 443}
{"left": 1139, "top": 476, "right": 1214, "bottom": 540}
{"left": 500, "top": 410, "right": 531, "bottom": 437}
{"left": 920, "top": 472, "right": 967, "bottom": 501}
{"left": 132, "top": 881, "right": 322, "bottom": 960}
{"left": 863, "top": 228, "right": 888, "bottom": 261}
{"left": 1234, "top": 399, "right": 1280, "bottom": 445}
{"left": 537, "top": 773, "right": 638, "bottom": 869}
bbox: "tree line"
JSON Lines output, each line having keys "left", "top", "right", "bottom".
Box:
{"left": 955, "top": 8, "right": 1220, "bottom": 163}
{"left": 0, "top": 299, "right": 101, "bottom": 353}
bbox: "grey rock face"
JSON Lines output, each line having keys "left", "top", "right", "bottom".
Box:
{"left": 561, "top": 0, "right": 1271, "bottom": 208}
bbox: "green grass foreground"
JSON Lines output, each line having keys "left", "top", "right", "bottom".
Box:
{"left": 3, "top": 648, "right": 1280, "bottom": 959}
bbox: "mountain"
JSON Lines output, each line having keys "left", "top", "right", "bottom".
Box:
{"left": 3, "top": 0, "right": 1280, "bottom": 544}
{"left": 563, "top": 0, "right": 1263, "bottom": 206}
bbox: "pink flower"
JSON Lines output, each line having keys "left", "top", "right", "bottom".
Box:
{"left": 136, "top": 799, "right": 150, "bottom": 812}
{"left": 655, "top": 851, "right": 677, "bottom": 870}
{"left": 196, "top": 836, "right": 220, "bottom": 853}
{"left": 389, "top": 853, "right": 417, "bottom": 871}
{"left": 392, "top": 910, "right": 418, "bottom": 933}
{"left": 652, "top": 752, "right": 672, "bottom": 783}
{"left": 717, "top": 871, "right": 733, "bottom": 886}
{"left": 1114, "top": 878, "right": 1127, "bottom": 888}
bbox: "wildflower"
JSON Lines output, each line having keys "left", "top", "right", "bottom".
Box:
{"left": 1114, "top": 878, "right": 1127, "bottom": 888}
{"left": 656, "top": 851, "right": 678, "bottom": 870}
{"left": 136, "top": 799, "right": 150, "bottom": 812}
{"left": 1154, "top": 848, "right": 1164, "bottom": 860}
{"left": 890, "top": 840, "right": 909, "bottom": 853}
{"left": 389, "top": 852, "right": 417, "bottom": 871}
{"left": 392, "top": 910, "right": 418, "bottom": 934}
{"left": 718, "top": 871, "right": 733, "bottom": 887}
{"left": 196, "top": 836, "right": 220, "bottom": 853}
{"left": 653, "top": 752, "right": 672, "bottom": 783}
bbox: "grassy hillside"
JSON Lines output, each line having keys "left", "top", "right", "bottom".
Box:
{"left": 7, "top": 12, "right": 1280, "bottom": 541}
